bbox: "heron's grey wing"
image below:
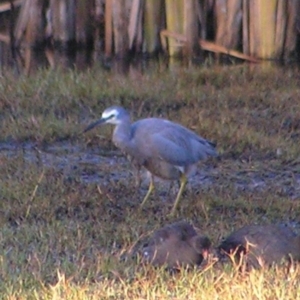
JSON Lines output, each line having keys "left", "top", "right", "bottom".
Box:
{"left": 131, "top": 118, "right": 216, "bottom": 166}
{"left": 149, "top": 133, "right": 193, "bottom": 166}
{"left": 172, "top": 123, "right": 217, "bottom": 157}
{"left": 148, "top": 129, "right": 216, "bottom": 166}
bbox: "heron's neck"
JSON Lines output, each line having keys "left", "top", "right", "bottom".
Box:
{"left": 112, "top": 120, "right": 133, "bottom": 151}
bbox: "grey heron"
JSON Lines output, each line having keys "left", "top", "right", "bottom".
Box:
{"left": 84, "top": 106, "right": 217, "bottom": 215}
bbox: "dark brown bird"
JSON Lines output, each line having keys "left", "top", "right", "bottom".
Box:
{"left": 218, "top": 224, "right": 300, "bottom": 269}
{"left": 141, "top": 221, "right": 211, "bottom": 268}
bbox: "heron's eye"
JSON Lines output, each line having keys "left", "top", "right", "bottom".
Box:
{"left": 106, "top": 114, "right": 115, "bottom": 120}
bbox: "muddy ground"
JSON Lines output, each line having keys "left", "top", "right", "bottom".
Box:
{"left": 1, "top": 140, "right": 299, "bottom": 213}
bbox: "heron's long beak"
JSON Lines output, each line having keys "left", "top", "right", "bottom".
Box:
{"left": 83, "top": 117, "right": 107, "bottom": 133}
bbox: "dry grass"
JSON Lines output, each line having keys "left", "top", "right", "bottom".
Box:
{"left": 0, "top": 63, "right": 300, "bottom": 298}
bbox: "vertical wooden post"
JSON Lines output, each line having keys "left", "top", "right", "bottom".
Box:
{"left": 94, "top": 0, "right": 104, "bottom": 52}
{"left": 49, "top": 0, "right": 76, "bottom": 45}
{"left": 14, "top": 0, "right": 45, "bottom": 48}
{"left": 112, "top": 0, "right": 130, "bottom": 57}
{"left": 143, "top": 0, "right": 163, "bottom": 54}
{"left": 274, "top": 1, "right": 287, "bottom": 59}
{"left": 165, "top": 0, "right": 184, "bottom": 56}
{"left": 282, "top": 0, "right": 300, "bottom": 59}
{"left": 214, "top": 0, "right": 242, "bottom": 49}
{"left": 128, "top": 0, "right": 142, "bottom": 50}
{"left": 135, "top": 0, "right": 143, "bottom": 52}
{"left": 105, "top": 0, "right": 113, "bottom": 56}
{"left": 196, "top": 0, "right": 214, "bottom": 40}
{"left": 242, "top": 0, "right": 249, "bottom": 55}
{"left": 183, "top": 0, "right": 201, "bottom": 58}
{"left": 247, "top": 0, "right": 277, "bottom": 59}
{"left": 76, "top": 0, "right": 94, "bottom": 46}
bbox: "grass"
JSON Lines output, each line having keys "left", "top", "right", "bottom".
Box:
{"left": 0, "top": 62, "right": 300, "bottom": 299}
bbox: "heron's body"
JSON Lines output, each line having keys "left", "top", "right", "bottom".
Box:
{"left": 84, "top": 106, "right": 217, "bottom": 214}
{"left": 114, "top": 117, "right": 216, "bottom": 179}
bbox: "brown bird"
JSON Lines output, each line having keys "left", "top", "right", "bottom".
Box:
{"left": 218, "top": 224, "right": 300, "bottom": 269}
{"left": 141, "top": 221, "right": 211, "bottom": 268}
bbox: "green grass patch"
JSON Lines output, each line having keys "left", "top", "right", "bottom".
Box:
{"left": 0, "top": 64, "right": 299, "bottom": 298}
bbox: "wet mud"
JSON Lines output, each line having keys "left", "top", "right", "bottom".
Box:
{"left": 0, "top": 141, "right": 299, "bottom": 200}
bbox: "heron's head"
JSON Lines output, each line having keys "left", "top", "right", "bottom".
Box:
{"left": 84, "top": 106, "right": 129, "bottom": 133}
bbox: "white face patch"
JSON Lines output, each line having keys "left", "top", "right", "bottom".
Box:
{"left": 102, "top": 108, "right": 119, "bottom": 119}
{"left": 102, "top": 108, "right": 120, "bottom": 124}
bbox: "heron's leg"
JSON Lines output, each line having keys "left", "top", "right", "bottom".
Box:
{"left": 140, "top": 175, "right": 155, "bottom": 207}
{"left": 135, "top": 167, "right": 141, "bottom": 188}
{"left": 170, "top": 174, "right": 187, "bottom": 215}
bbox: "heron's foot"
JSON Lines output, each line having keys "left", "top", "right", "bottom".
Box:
{"left": 169, "top": 207, "right": 177, "bottom": 217}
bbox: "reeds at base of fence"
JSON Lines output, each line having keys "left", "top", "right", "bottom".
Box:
{"left": 5, "top": 0, "right": 300, "bottom": 60}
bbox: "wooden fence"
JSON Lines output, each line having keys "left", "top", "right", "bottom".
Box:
{"left": 1, "top": 0, "right": 299, "bottom": 61}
